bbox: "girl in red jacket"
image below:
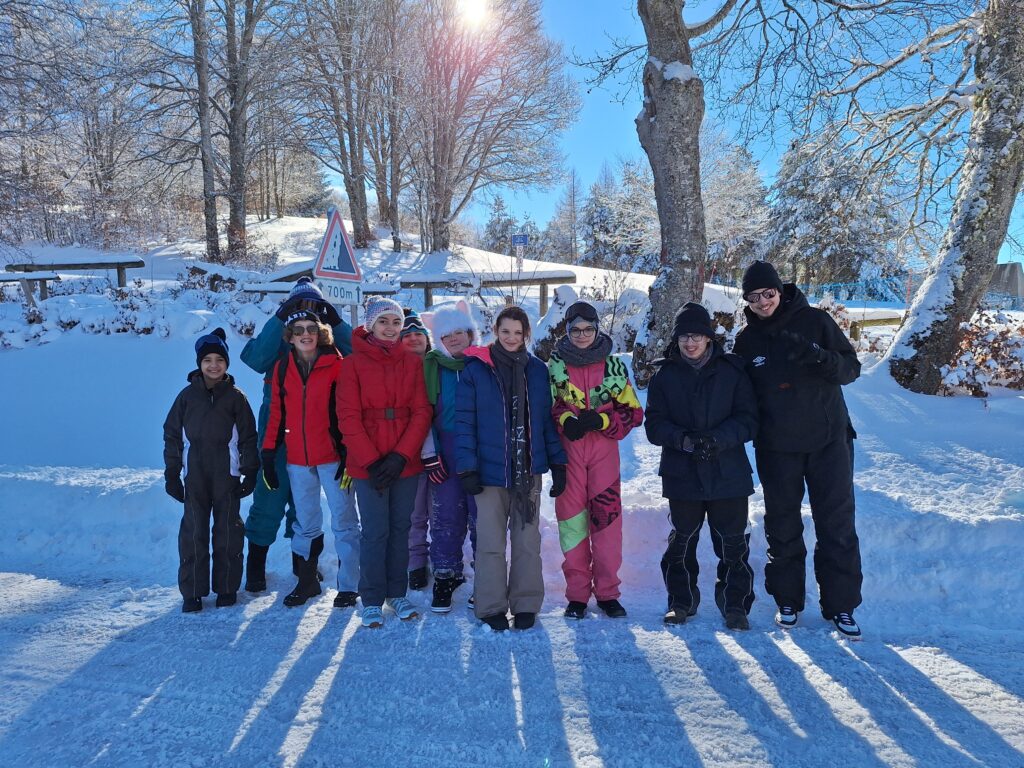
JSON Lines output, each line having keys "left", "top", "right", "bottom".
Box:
{"left": 262, "top": 309, "right": 359, "bottom": 609}
{"left": 339, "top": 297, "right": 433, "bottom": 629}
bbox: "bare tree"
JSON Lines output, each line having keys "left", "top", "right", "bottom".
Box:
{"left": 187, "top": 0, "right": 220, "bottom": 259}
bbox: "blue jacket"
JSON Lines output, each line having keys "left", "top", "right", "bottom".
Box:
{"left": 455, "top": 346, "right": 567, "bottom": 487}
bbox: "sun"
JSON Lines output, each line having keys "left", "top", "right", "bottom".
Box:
{"left": 457, "top": 0, "right": 488, "bottom": 29}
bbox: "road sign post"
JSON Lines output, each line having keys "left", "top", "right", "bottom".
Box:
{"left": 511, "top": 233, "right": 528, "bottom": 275}
{"left": 312, "top": 207, "right": 363, "bottom": 310}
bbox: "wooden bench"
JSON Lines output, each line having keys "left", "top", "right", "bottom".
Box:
{"left": 0, "top": 271, "right": 61, "bottom": 307}
{"left": 6, "top": 258, "right": 146, "bottom": 294}
{"left": 850, "top": 316, "right": 903, "bottom": 341}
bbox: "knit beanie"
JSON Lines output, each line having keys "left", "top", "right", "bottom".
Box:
{"left": 742, "top": 261, "right": 784, "bottom": 295}
{"left": 284, "top": 309, "right": 320, "bottom": 327}
{"left": 195, "top": 327, "right": 230, "bottom": 368}
{"left": 363, "top": 296, "right": 405, "bottom": 331}
{"left": 564, "top": 300, "right": 600, "bottom": 330}
{"left": 288, "top": 276, "right": 325, "bottom": 303}
{"left": 672, "top": 302, "right": 714, "bottom": 341}
{"left": 401, "top": 308, "right": 429, "bottom": 338}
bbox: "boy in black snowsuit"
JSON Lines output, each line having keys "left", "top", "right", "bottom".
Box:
{"left": 164, "top": 328, "right": 259, "bottom": 612}
{"left": 732, "top": 261, "right": 864, "bottom": 638}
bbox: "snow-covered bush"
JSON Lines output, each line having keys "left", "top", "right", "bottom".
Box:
{"left": 940, "top": 311, "right": 1024, "bottom": 397}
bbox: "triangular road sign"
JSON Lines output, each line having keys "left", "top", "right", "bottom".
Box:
{"left": 312, "top": 207, "right": 362, "bottom": 282}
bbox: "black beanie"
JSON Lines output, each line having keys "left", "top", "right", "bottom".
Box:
{"left": 742, "top": 261, "right": 784, "bottom": 295}
{"left": 564, "top": 300, "right": 600, "bottom": 329}
{"left": 195, "top": 327, "right": 229, "bottom": 368}
{"left": 672, "top": 302, "right": 714, "bottom": 341}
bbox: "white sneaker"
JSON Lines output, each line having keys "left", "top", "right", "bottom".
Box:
{"left": 361, "top": 605, "right": 384, "bottom": 629}
{"left": 775, "top": 606, "right": 799, "bottom": 628}
{"left": 387, "top": 596, "right": 419, "bottom": 621}
{"left": 832, "top": 612, "right": 862, "bottom": 639}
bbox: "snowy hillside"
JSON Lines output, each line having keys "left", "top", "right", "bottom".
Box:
{"left": 1, "top": 221, "right": 1022, "bottom": 766}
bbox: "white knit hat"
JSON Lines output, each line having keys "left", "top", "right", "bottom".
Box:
{"left": 363, "top": 296, "right": 404, "bottom": 331}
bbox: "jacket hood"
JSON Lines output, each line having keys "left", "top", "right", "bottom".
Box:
{"left": 462, "top": 345, "right": 494, "bottom": 367}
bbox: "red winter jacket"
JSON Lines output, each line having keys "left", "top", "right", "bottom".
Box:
{"left": 338, "top": 327, "right": 432, "bottom": 479}
{"left": 262, "top": 348, "right": 343, "bottom": 467}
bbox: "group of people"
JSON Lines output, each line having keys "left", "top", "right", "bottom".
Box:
{"left": 163, "top": 260, "right": 864, "bottom": 638}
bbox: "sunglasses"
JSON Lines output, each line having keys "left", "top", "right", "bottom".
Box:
{"left": 291, "top": 323, "right": 319, "bottom": 336}
{"left": 743, "top": 288, "right": 778, "bottom": 303}
{"left": 569, "top": 326, "right": 597, "bottom": 338}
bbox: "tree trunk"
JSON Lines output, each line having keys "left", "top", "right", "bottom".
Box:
{"left": 189, "top": 0, "right": 221, "bottom": 262}
{"left": 632, "top": 0, "right": 707, "bottom": 386}
{"left": 889, "top": 0, "right": 1024, "bottom": 394}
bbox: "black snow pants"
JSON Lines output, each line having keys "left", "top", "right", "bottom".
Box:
{"left": 661, "top": 496, "right": 755, "bottom": 617}
{"left": 178, "top": 467, "right": 245, "bottom": 599}
{"left": 755, "top": 436, "right": 862, "bottom": 618}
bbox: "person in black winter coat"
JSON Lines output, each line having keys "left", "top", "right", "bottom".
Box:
{"left": 732, "top": 261, "right": 864, "bottom": 638}
{"left": 163, "top": 328, "right": 259, "bottom": 613}
{"left": 645, "top": 302, "right": 758, "bottom": 631}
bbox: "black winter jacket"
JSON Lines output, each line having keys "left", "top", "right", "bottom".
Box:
{"left": 163, "top": 371, "right": 259, "bottom": 487}
{"left": 645, "top": 344, "right": 758, "bottom": 501}
{"left": 732, "top": 285, "right": 859, "bottom": 453}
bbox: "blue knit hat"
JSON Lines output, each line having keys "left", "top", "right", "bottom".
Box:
{"left": 288, "top": 276, "right": 325, "bottom": 302}
{"left": 401, "top": 308, "right": 429, "bottom": 338}
{"left": 363, "top": 296, "right": 404, "bottom": 331}
{"left": 195, "top": 327, "right": 229, "bottom": 368}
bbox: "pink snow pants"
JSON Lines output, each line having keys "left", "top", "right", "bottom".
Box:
{"left": 556, "top": 432, "right": 623, "bottom": 603}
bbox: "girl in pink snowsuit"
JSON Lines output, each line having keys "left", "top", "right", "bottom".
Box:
{"left": 549, "top": 301, "right": 643, "bottom": 619}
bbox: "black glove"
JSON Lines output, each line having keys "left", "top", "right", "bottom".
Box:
{"left": 694, "top": 435, "right": 718, "bottom": 463}
{"left": 562, "top": 416, "right": 586, "bottom": 441}
{"left": 261, "top": 449, "right": 280, "bottom": 490}
{"left": 275, "top": 297, "right": 302, "bottom": 322}
{"left": 369, "top": 452, "right": 406, "bottom": 490}
{"left": 780, "top": 329, "right": 822, "bottom": 367}
{"left": 164, "top": 471, "right": 185, "bottom": 503}
{"left": 333, "top": 440, "right": 347, "bottom": 482}
{"left": 460, "top": 471, "right": 483, "bottom": 496}
{"left": 549, "top": 464, "right": 567, "bottom": 498}
{"left": 673, "top": 431, "right": 695, "bottom": 452}
{"left": 577, "top": 409, "right": 604, "bottom": 433}
{"left": 322, "top": 301, "right": 342, "bottom": 328}
{"left": 236, "top": 474, "right": 258, "bottom": 498}
{"left": 423, "top": 454, "right": 448, "bottom": 484}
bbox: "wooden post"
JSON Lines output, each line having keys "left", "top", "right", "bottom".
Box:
{"left": 423, "top": 286, "right": 433, "bottom": 307}
{"left": 116, "top": 266, "right": 127, "bottom": 288}
{"left": 349, "top": 305, "right": 359, "bottom": 327}
{"left": 539, "top": 284, "right": 549, "bottom": 316}
{"left": 850, "top": 321, "right": 861, "bottom": 342}
{"left": 19, "top": 280, "right": 37, "bottom": 308}
{"left": 38, "top": 279, "right": 48, "bottom": 301}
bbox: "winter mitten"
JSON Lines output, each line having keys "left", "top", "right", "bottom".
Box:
{"left": 275, "top": 298, "right": 302, "bottom": 322}
{"left": 261, "top": 450, "right": 280, "bottom": 490}
{"left": 577, "top": 409, "right": 605, "bottom": 433}
{"left": 333, "top": 441, "right": 347, "bottom": 481}
{"left": 780, "top": 329, "right": 822, "bottom": 366}
{"left": 236, "top": 474, "right": 258, "bottom": 498}
{"left": 423, "top": 455, "right": 448, "bottom": 485}
{"left": 548, "top": 464, "right": 567, "bottom": 498}
{"left": 371, "top": 452, "right": 407, "bottom": 490}
{"left": 561, "top": 416, "right": 586, "bottom": 441}
{"left": 694, "top": 435, "right": 718, "bottom": 463}
{"left": 459, "top": 471, "right": 483, "bottom": 496}
{"left": 322, "top": 301, "right": 343, "bottom": 328}
{"left": 165, "top": 472, "right": 185, "bottom": 503}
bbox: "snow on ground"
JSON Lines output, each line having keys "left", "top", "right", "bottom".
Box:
{"left": 1, "top": 219, "right": 1022, "bottom": 765}
{"left": 1, "top": 321, "right": 1023, "bottom": 766}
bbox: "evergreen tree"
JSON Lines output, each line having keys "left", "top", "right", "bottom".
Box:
{"left": 481, "top": 195, "right": 517, "bottom": 255}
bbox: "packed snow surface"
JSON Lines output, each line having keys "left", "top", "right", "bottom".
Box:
{"left": 1, "top": 218, "right": 1022, "bottom": 766}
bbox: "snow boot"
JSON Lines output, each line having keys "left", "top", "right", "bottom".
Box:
{"left": 284, "top": 535, "right": 324, "bottom": 607}
{"left": 831, "top": 612, "right": 862, "bottom": 639}
{"left": 564, "top": 601, "right": 587, "bottom": 620}
{"left": 481, "top": 613, "right": 509, "bottom": 631}
{"left": 408, "top": 566, "right": 428, "bottom": 591}
{"left": 333, "top": 591, "right": 359, "bottom": 608}
{"left": 725, "top": 610, "right": 750, "bottom": 631}
{"left": 664, "top": 605, "right": 696, "bottom": 625}
{"left": 513, "top": 613, "right": 536, "bottom": 630}
{"left": 215, "top": 592, "right": 237, "bottom": 608}
{"left": 431, "top": 575, "right": 465, "bottom": 613}
{"left": 245, "top": 542, "right": 269, "bottom": 593}
{"left": 292, "top": 551, "right": 324, "bottom": 582}
{"left": 775, "top": 605, "right": 799, "bottom": 629}
{"left": 182, "top": 597, "right": 202, "bottom": 613}
{"left": 597, "top": 599, "right": 627, "bottom": 618}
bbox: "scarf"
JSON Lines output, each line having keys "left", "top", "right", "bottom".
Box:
{"left": 489, "top": 342, "right": 535, "bottom": 527}
{"left": 682, "top": 345, "right": 713, "bottom": 370}
{"left": 423, "top": 348, "right": 465, "bottom": 405}
{"left": 554, "top": 331, "right": 613, "bottom": 368}
{"left": 365, "top": 334, "right": 397, "bottom": 353}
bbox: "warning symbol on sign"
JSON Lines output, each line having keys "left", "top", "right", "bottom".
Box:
{"left": 313, "top": 207, "right": 362, "bottom": 282}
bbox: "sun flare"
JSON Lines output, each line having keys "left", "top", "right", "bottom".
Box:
{"left": 457, "top": 0, "right": 488, "bottom": 29}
